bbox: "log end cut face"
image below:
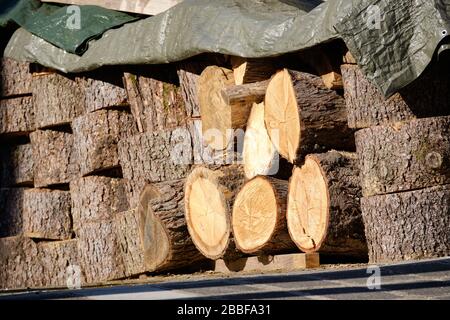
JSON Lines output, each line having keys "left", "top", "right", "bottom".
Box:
{"left": 264, "top": 69, "right": 300, "bottom": 163}
{"left": 184, "top": 167, "right": 230, "bottom": 259}
{"left": 243, "top": 102, "right": 277, "bottom": 179}
{"left": 198, "top": 66, "right": 235, "bottom": 151}
{"left": 139, "top": 185, "right": 171, "bottom": 271}
{"left": 232, "top": 177, "right": 278, "bottom": 253}
{"left": 287, "top": 159, "right": 329, "bottom": 252}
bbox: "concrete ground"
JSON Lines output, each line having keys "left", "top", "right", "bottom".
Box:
{"left": 1, "top": 257, "right": 450, "bottom": 300}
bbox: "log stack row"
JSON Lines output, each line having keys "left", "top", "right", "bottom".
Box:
{"left": 341, "top": 57, "right": 450, "bottom": 263}
{"left": 1, "top": 46, "right": 449, "bottom": 290}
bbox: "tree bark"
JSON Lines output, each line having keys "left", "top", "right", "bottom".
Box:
{"left": 230, "top": 57, "right": 278, "bottom": 85}
{"left": 198, "top": 66, "right": 257, "bottom": 151}
{"left": 77, "top": 219, "right": 126, "bottom": 284}
{"left": 356, "top": 116, "right": 450, "bottom": 197}
{"left": 30, "top": 130, "right": 78, "bottom": 188}
{"left": 0, "top": 236, "right": 40, "bottom": 289}
{"left": 113, "top": 209, "right": 147, "bottom": 277}
{"left": 0, "top": 96, "right": 35, "bottom": 136}
{"left": 138, "top": 180, "right": 208, "bottom": 272}
{"left": 287, "top": 151, "right": 367, "bottom": 258}
{"left": 76, "top": 71, "right": 128, "bottom": 113}
{"left": 232, "top": 176, "right": 297, "bottom": 255}
{"left": 0, "top": 188, "right": 27, "bottom": 237}
{"left": 0, "top": 58, "right": 32, "bottom": 98}
{"left": 118, "top": 126, "right": 193, "bottom": 208}
{"left": 0, "top": 143, "right": 34, "bottom": 187}
{"left": 265, "top": 69, "right": 354, "bottom": 164}
{"left": 123, "top": 70, "right": 187, "bottom": 133}
{"left": 361, "top": 185, "right": 450, "bottom": 264}
{"left": 72, "top": 109, "right": 137, "bottom": 176}
{"left": 176, "top": 61, "right": 208, "bottom": 118}
{"left": 70, "top": 176, "right": 129, "bottom": 231}
{"left": 32, "top": 73, "right": 85, "bottom": 129}
{"left": 23, "top": 189, "right": 72, "bottom": 240}
{"left": 184, "top": 165, "right": 245, "bottom": 260}
{"left": 341, "top": 63, "right": 450, "bottom": 129}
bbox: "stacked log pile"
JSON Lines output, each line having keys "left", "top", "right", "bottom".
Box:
{"left": 342, "top": 57, "right": 450, "bottom": 263}
{"left": 1, "top": 45, "right": 449, "bottom": 290}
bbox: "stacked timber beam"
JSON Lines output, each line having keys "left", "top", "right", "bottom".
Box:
{"left": 341, "top": 56, "right": 450, "bottom": 263}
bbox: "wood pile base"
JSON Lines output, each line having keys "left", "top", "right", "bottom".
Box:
{"left": 214, "top": 253, "right": 320, "bottom": 273}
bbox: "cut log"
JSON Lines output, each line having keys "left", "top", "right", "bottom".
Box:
{"left": 177, "top": 61, "right": 207, "bottom": 118}
{"left": 138, "top": 180, "right": 208, "bottom": 272}
{"left": 198, "top": 66, "right": 255, "bottom": 151}
{"left": 243, "top": 102, "right": 279, "bottom": 179}
{"left": 76, "top": 72, "right": 128, "bottom": 113}
{"left": 118, "top": 127, "right": 193, "bottom": 208}
{"left": 232, "top": 176, "right": 296, "bottom": 255}
{"left": 188, "top": 119, "right": 241, "bottom": 167}
{"left": 123, "top": 69, "right": 187, "bottom": 133}
{"left": 30, "top": 130, "right": 77, "bottom": 188}
{"left": 23, "top": 189, "right": 72, "bottom": 240}
{"left": 220, "top": 80, "right": 268, "bottom": 106}
{"left": 287, "top": 151, "right": 367, "bottom": 257}
{"left": 0, "top": 96, "right": 35, "bottom": 136}
{"left": 230, "top": 57, "right": 277, "bottom": 85}
{"left": 361, "top": 185, "right": 450, "bottom": 264}
{"left": 37, "top": 240, "right": 82, "bottom": 288}
{"left": 0, "top": 143, "right": 34, "bottom": 187}
{"left": 72, "top": 110, "right": 137, "bottom": 176}
{"left": 0, "top": 58, "right": 32, "bottom": 97}
{"left": 184, "top": 165, "right": 245, "bottom": 260}
{"left": 32, "top": 73, "right": 85, "bottom": 129}
{"left": 70, "top": 176, "right": 129, "bottom": 231}
{"left": 77, "top": 220, "right": 126, "bottom": 284}
{"left": 341, "top": 63, "right": 450, "bottom": 129}
{"left": 113, "top": 209, "right": 147, "bottom": 277}
{"left": 343, "top": 51, "right": 357, "bottom": 64}
{"left": 0, "top": 236, "right": 40, "bottom": 290}
{"left": 264, "top": 69, "right": 354, "bottom": 164}
{"left": 356, "top": 116, "right": 450, "bottom": 197}
{"left": 0, "top": 188, "right": 27, "bottom": 237}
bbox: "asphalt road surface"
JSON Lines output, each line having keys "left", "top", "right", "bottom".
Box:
{"left": 1, "top": 257, "right": 450, "bottom": 300}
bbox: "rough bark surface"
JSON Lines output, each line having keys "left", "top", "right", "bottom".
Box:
{"left": 37, "top": 240, "right": 82, "bottom": 288}
{"left": 72, "top": 110, "right": 137, "bottom": 176}
{"left": 177, "top": 61, "right": 208, "bottom": 118}
{"left": 77, "top": 220, "right": 126, "bottom": 284}
{"left": 342, "top": 63, "right": 450, "bottom": 129}
{"left": 76, "top": 74, "right": 128, "bottom": 113}
{"left": 138, "top": 180, "right": 207, "bottom": 272}
{"left": 356, "top": 116, "right": 450, "bottom": 197}
{"left": 70, "top": 176, "right": 129, "bottom": 231}
{"left": 0, "top": 236, "right": 40, "bottom": 290}
{"left": 0, "top": 58, "right": 32, "bottom": 97}
{"left": 123, "top": 71, "right": 187, "bottom": 133}
{"left": 113, "top": 209, "right": 146, "bottom": 277}
{"left": 32, "top": 73, "right": 85, "bottom": 129}
{"left": 0, "top": 188, "right": 27, "bottom": 237}
{"left": 361, "top": 185, "right": 450, "bottom": 264}
{"left": 30, "top": 130, "right": 78, "bottom": 188}
{"left": 118, "top": 127, "right": 193, "bottom": 208}
{"left": 306, "top": 152, "right": 367, "bottom": 257}
{"left": 0, "top": 96, "right": 35, "bottom": 135}
{"left": 0, "top": 143, "right": 34, "bottom": 187}
{"left": 23, "top": 189, "right": 72, "bottom": 240}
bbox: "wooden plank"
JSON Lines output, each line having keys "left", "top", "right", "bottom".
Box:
{"left": 41, "top": 0, "right": 183, "bottom": 16}
{"left": 214, "top": 253, "right": 320, "bottom": 273}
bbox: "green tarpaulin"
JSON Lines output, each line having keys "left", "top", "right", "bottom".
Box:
{"left": 0, "top": 0, "right": 138, "bottom": 54}
{"left": 3, "top": 0, "right": 450, "bottom": 96}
